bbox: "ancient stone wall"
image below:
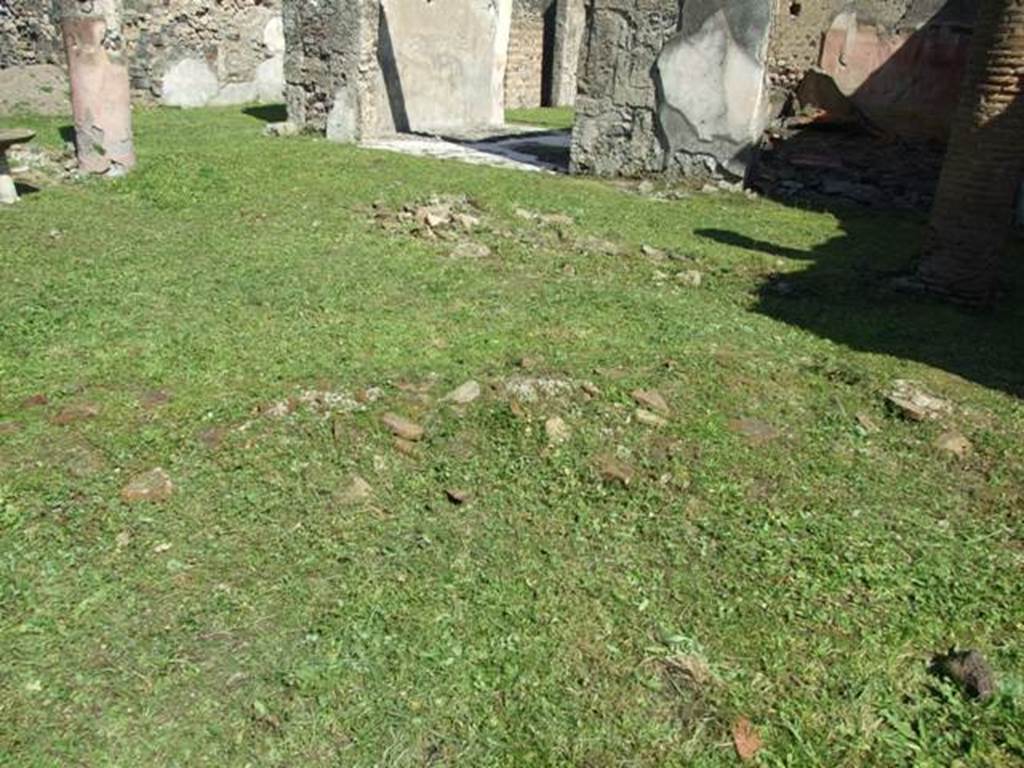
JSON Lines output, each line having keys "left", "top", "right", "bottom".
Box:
{"left": 1, "top": 0, "right": 62, "bottom": 68}
{"left": 0, "top": 0, "right": 285, "bottom": 114}
{"left": 768, "top": 0, "right": 973, "bottom": 88}
{"left": 919, "top": 0, "right": 1024, "bottom": 301}
{"left": 572, "top": 0, "right": 978, "bottom": 178}
{"left": 282, "top": 0, "right": 366, "bottom": 138}
{"left": 767, "top": 0, "right": 903, "bottom": 88}
{"left": 127, "top": 0, "right": 285, "bottom": 108}
{"left": 0, "top": 0, "right": 68, "bottom": 114}
{"left": 571, "top": 0, "right": 681, "bottom": 176}
{"left": 3, "top": 0, "right": 553, "bottom": 117}
{"left": 817, "top": 0, "right": 976, "bottom": 139}
{"left": 505, "top": 0, "right": 548, "bottom": 108}
{"left": 285, "top": 0, "right": 511, "bottom": 140}
{"left": 504, "top": 0, "right": 585, "bottom": 109}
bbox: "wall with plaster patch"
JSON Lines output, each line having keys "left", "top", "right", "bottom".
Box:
{"left": 0, "top": 0, "right": 285, "bottom": 114}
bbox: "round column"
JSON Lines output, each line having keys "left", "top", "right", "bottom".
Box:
{"left": 55, "top": 0, "right": 136, "bottom": 175}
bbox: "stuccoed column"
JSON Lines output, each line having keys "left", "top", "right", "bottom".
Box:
{"left": 53, "top": 0, "right": 136, "bottom": 175}
{"left": 550, "top": 0, "right": 584, "bottom": 107}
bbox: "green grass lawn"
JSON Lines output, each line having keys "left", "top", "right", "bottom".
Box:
{"left": 1, "top": 106, "right": 1022, "bottom": 766}
{"left": 506, "top": 106, "right": 575, "bottom": 131}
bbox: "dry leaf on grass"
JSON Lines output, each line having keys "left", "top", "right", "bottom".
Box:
{"left": 732, "top": 717, "right": 762, "bottom": 761}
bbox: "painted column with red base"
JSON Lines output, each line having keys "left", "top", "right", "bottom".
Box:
{"left": 55, "top": 0, "right": 136, "bottom": 175}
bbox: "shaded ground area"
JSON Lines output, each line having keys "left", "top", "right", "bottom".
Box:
{"left": 363, "top": 125, "right": 571, "bottom": 173}
{"left": 700, "top": 209, "right": 1024, "bottom": 398}
{"left": 0, "top": 106, "right": 1021, "bottom": 766}
{"left": 752, "top": 120, "right": 945, "bottom": 212}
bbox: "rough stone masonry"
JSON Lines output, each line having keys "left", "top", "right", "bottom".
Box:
{"left": 0, "top": 0, "right": 285, "bottom": 114}
{"left": 283, "top": 0, "right": 512, "bottom": 140}
{"left": 572, "top": 0, "right": 774, "bottom": 181}
{"left": 571, "top": 0, "right": 978, "bottom": 181}
{"left": 3, "top": 0, "right": 573, "bottom": 117}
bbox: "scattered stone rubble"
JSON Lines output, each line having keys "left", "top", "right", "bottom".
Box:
{"left": 885, "top": 380, "right": 953, "bottom": 422}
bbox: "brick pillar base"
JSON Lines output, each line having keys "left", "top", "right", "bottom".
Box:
{"left": 918, "top": 0, "right": 1024, "bottom": 306}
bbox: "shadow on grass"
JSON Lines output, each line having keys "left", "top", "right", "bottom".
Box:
{"left": 243, "top": 104, "right": 288, "bottom": 123}
{"left": 705, "top": 0, "right": 1023, "bottom": 397}
{"left": 698, "top": 216, "right": 1024, "bottom": 398}
{"left": 14, "top": 182, "right": 41, "bottom": 198}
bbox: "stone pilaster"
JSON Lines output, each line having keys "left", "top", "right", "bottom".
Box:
{"left": 550, "top": 0, "right": 584, "bottom": 106}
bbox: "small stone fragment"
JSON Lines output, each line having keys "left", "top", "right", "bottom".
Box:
{"left": 641, "top": 244, "right": 667, "bottom": 260}
{"left": 540, "top": 212, "right": 574, "bottom": 227}
{"left": 115, "top": 531, "right": 131, "bottom": 549}
{"left": 855, "top": 412, "right": 880, "bottom": 434}
{"left": 452, "top": 212, "right": 480, "bottom": 231}
{"left": 445, "top": 488, "right": 471, "bottom": 505}
{"left": 580, "top": 381, "right": 601, "bottom": 398}
{"left": 575, "top": 235, "right": 622, "bottom": 256}
{"left": 632, "top": 388, "right": 671, "bottom": 416}
{"left": 393, "top": 437, "right": 418, "bottom": 455}
{"left": 931, "top": 648, "right": 996, "bottom": 701}
{"left": 140, "top": 389, "right": 171, "bottom": 409}
{"left": 545, "top": 416, "right": 570, "bottom": 444}
{"left": 416, "top": 204, "right": 452, "bottom": 229}
{"left": 339, "top": 475, "right": 373, "bottom": 504}
{"left": 635, "top": 408, "right": 668, "bottom": 428}
{"left": 886, "top": 380, "right": 953, "bottom": 421}
{"left": 263, "top": 121, "right": 299, "bottom": 137}
{"left": 675, "top": 270, "right": 703, "bottom": 287}
{"left": 381, "top": 412, "right": 425, "bottom": 441}
{"left": 936, "top": 430, "right": 972, "bottom": 459}
{"left": 450, "top": 241, "right": 491, "bottom": 259}
{"left": 52, "top": 403, "right": 100, "bottom": 425}
{"left": 596, "top": 454, "right": 636, "bottom": 487}
{"left": 121, "top": 468, "right": 174, "bottom": 503}
{"left": 503, "top": 376, "right": 574, "bottom": 403}
{"left": 447, "top": 380, "right": 482, "bottom": 405}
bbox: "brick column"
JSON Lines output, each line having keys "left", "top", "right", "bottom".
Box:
{"left": 918, "top": 0, "right": 1024, "bottom": 306}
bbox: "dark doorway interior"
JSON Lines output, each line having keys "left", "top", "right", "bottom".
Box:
{"left": 541, "top": 0, "right": 557, "bottom": 106}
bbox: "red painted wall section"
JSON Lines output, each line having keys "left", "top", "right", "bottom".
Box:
{"left": 820, "top": 12, "right": 972, "bottom": 140}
